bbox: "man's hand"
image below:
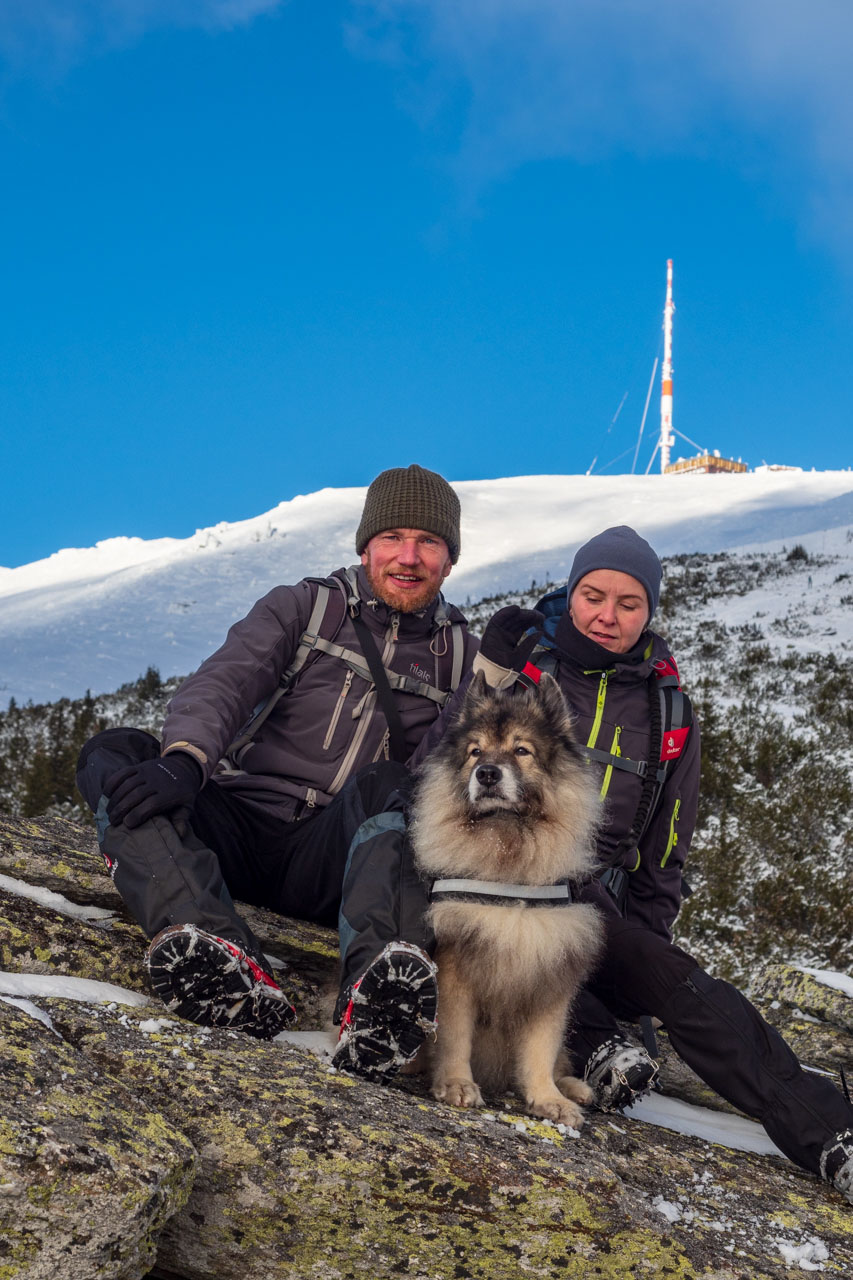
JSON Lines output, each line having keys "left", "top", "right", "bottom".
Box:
{"left": 105, "top": 753, "right": 203, "bottom": 829}
{"left": 479, "top": 606, "right": 545, "bottom": 673}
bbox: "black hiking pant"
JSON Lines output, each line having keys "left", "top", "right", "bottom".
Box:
{"left": 76, "top": 728, "right": 432, "bottom": 1013}
{"left": 566, "top": 915, "right": 853, "bottom": 1178}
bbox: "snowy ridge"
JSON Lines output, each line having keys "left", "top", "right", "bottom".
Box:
{"left": 2, "top": 471, "right": 853, "bottom": 706}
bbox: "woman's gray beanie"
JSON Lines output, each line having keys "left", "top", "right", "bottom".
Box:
{"left": 567, "top": 525, "right": 662, "bottom": 620}
{"left": 356, "top": 464, "right": 461, "bottom": 563}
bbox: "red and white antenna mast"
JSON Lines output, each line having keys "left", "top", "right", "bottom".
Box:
{"left": 659, "top": 258, "right": 675, "bottom": 472}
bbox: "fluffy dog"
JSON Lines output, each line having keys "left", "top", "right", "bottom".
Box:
{"left": 409, "top": 670, "right": 603, "bottom": 1127}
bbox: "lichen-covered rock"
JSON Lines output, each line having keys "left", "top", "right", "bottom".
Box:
{"left": 751, "top": 963, "right": 853, "bottom": 1086}
{"left": 753, "top": 963, "right": 853, "bottom": 1034}
{"left": 0, "top": 1000, "right": 196, "bottom": 1280}
{"left": 41, "top": 997, "right": 853, "bottom": 1280}
{"left": 0, "top": 813, "right": 122, "bottom": 909}
{"left": 3, "top": 812, "right": 853, "bottom": 1279}
{"left": 0, "top": 813, "right": 340, "bottom": 1025}
{"left": 1, "top": 882, "right": 152, "bottom": 993}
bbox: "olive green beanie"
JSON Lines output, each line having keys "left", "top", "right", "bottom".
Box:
{"left": 355, "top": 464, "right": 461, "bottom": 563}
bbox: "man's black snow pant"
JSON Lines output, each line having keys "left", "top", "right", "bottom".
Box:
{"left": 566, "top": 914, "right": 853, "bottom": 1178}
{"left": 76, "top": 728, "right": 432, "bottom": 1015}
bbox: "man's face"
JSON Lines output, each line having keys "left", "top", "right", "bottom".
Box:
{"left": 569, "top": 570, "right": 650, "bottom": 654}
{"left": 361, "top": 528, "right": 453, "bottom": 613}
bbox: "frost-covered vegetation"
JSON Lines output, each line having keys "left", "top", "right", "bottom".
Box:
{"left": 2, "top": 542, "right": 852, "bottom": 988}
{"left": 0, "top": 668, "right": 181, "bottom": 823}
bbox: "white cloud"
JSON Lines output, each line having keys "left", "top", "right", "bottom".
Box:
{"left": 0, "top": 0, "right": 284, "bottom": 74}
{"left": 351, "top": 0, "right": 853, "bottom": 243}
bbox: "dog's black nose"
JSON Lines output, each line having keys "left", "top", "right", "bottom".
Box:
{"left": 475, "top": 764, "right": 501, "bottom": 789}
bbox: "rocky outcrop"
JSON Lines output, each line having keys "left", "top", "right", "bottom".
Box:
{"left": 2, "top": 813, "right": 853, "bottom": 1279}
{"left": 1, "top": 1000, "right": 196, "bottom": 1279}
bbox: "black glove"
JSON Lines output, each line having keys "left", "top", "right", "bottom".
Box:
{"left": 479, "top": 606, "right": 545, "bottom": 672}
{"left": 105, "top": 753, "right": 203, "bottom": 829}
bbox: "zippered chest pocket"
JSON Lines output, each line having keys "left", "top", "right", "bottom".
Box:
{"left": 322, "top": 670, "right": 354, "bottom": 750}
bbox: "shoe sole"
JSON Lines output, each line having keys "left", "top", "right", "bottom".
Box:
{"left": 584, "top": 1038, "right": 660, "bottom": 1111}
{"left": 333, "top": 942, "right": 438, "bottom": 1080}
{"left": 146, "top": 924, "right": 296, "bottom": 1040}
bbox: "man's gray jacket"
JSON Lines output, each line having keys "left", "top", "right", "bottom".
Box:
{"left": 161, "top": 565, "right": 477, "bottom": 819}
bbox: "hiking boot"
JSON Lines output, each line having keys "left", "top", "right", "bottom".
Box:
{"left": 332, "top": 940, "right": 438, "bottom": 1081}
{"left": 145, "top": 923, "right": 296, "bottom": 1040}
{"left": 583, "top": 1036, "right": 660, "bottom": 1111}
{"left": 821, "top": 1129, "right": 853, "bottom": 1205}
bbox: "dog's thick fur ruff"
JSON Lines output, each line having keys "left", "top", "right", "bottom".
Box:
{"left": 410, "top": 670, "right": 604, "bottom": 1127}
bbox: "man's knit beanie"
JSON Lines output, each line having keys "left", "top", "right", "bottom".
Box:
{"left": 356, "top": 464, "right": 461, "bottom": 563}
{"left": 567, "top": 525, "right": 662, "bottom": 620}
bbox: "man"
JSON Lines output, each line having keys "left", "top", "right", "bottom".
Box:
{"left": 471, "top": 525, "right": 853, "bottom": 1206}
{"left": 76, "top": 464, "right": 478, "bottom": 1079}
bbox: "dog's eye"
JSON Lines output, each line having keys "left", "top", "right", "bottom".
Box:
{"left": 514, "top": 746, "right": 531, "bottom": 756}
{"left": 469, "top": 746, "right": 481, "bottom": 757}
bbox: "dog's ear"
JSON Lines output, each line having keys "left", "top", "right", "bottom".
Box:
{"left": 534, "top": 672, "right": 575, "bottom": 738}
{"left": 464, "top": 668, "right": 492, "bottom": 707}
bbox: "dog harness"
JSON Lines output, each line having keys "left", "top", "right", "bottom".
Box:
{"left": 430, "top": 878, "right": 575, "bottom": 907}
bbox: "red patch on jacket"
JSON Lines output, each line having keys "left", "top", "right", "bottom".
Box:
{"left": 661, "top": 726, "right": 690, "bottom": 761}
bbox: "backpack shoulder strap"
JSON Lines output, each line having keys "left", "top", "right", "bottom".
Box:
{"left": 524, "top": 644, "right": 559, "bottom": 679}
{"left": 533, "top": 585, "right": 568, "bottom": 649}
{"left": 222, "top": 577, "right": 348, "bottom": 766}
{"left": 651, "top": 656, "right": 693, "bottom": 766}
{"left": 617, "top": 656, "right": 694, "bottom": 860}
{"left": 448, "top": 621, "right": 465, "bottom": 691}
{"left": 429, "top": 594, "right": 467, "bottom": 694}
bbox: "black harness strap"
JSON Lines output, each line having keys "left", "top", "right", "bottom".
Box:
{"left": 349, "top": 609, "right": 409, "bottom": 764}
{"left": 577, "top": 745, "right": 649, "bottom": 776}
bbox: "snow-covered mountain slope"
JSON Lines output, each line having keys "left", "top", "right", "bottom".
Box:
{"left": 2, "top": 471, "right": 853, "bottom": 706}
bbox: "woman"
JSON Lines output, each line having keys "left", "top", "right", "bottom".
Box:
{"left": 474, "top": 525, "right": 852, "bottom": 1203}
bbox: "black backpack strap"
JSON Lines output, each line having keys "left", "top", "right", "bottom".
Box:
{"left": 349, "top": 609, "right": 409, "bottom": 763}
{"left": 448, "top": 620, "right": 465, "bottom": 691}
{"left": 518, "top": 645, "right": 559, "bottom": 685}
{"left": 610, "top": 670, "right": 694, "bottom": 858}
{"left": 225, "top": 573, "right": 466, "bottom": 771}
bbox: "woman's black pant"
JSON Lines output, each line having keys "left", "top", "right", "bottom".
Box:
{"left": 567, "top": 914, "right": 853, "bottom": 1177}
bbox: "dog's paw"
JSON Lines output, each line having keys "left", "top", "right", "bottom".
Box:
{"left": 433, "top": 1076, "right": 484, "bottom": 1109}
{"left": 555, "top": 1074, "right": 594, "bottom": 1105}
{"left": 527, "top": 1094, "right": 586, "bottom": 1129}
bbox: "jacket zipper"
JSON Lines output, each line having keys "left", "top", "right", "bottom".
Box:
{"left": 599, "top": 725, "right": 622, "bottom": 800}
{"left": 661, "top": 798, "right": 681, "bottom": 867}
{"left": 586, "top": 671, "right": 610, "bottom": 751}
{"left": 322, "top": 669, "right": 354, "bottom": 750}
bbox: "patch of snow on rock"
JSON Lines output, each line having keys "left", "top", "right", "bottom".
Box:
{"left": 0, "top": 873, "right": 116, "bottom": 922}
{"left": 800, "top": 967, "right": 853, "bottom": 1000}
{"left": 0, "top": 971, "right": 149, "bottom": 1007}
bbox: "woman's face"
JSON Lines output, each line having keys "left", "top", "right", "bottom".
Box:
{"left": 569, "top": 570, "right": 650, "bottom": 654}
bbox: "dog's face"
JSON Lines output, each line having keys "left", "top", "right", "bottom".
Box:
{"left": 412, "top": 668, "right": 598, "bottom": 882}
{"left": 465, "top": 720, "right": 544, "bottom": 818}
{"left": 449, "top": 670, "right": 579, "bottom": 821}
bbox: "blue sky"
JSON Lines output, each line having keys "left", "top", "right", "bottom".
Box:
{"left": 2, "top": 0, "right": 852, "bottom": 568}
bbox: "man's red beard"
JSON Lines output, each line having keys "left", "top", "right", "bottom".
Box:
{"left": 364, "top": 564, "right": 441, "bottom": 613}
